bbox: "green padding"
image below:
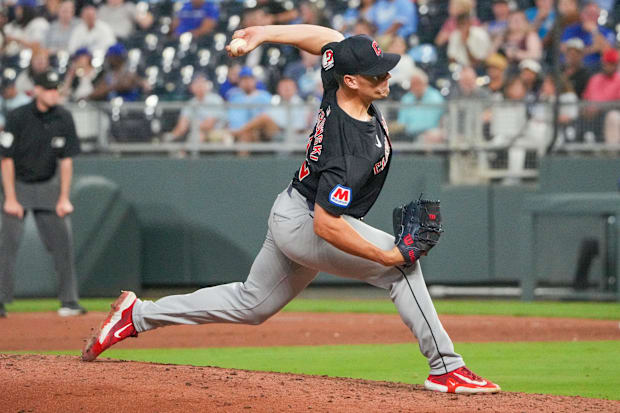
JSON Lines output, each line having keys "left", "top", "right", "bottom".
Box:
{"left": 491, "top": 185, "right": 537, "bottom": 282}
{"left": 539, "top": 156, "right": 620, "bottom": 193}
{"left": 13, "top": 176, "right": 141, "bottom": 298}
{"left": 422, "top": 185, "right": 491, "bottom": 283}
{"left": 74, "top": 156, "right": 445, "bottom": 286}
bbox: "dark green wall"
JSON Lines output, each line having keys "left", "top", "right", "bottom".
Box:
{"left": 9, "top": 154, "right": 620, "bottom": 297}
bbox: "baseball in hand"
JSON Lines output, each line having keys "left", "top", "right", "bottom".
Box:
{"left": 229, "top": 38, "right": 247, "bottom": 56}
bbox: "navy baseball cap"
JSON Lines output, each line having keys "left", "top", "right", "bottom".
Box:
{"left": 73, "top": 47, "right": 92, "bottom": 60}
{"left": 33, "top": 70, "right": 61, "bottom": 89}
{"left": 333, "top": 35, "right": 400, "bottom": 76}
{"left": 239, "top": 66, "right": 254, "bottom": 78}
{"left": 106, "top": 43, "right": 127, "bottom": 57}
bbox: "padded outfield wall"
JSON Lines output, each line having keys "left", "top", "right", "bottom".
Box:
{"left": 6, "top": 155, "right": 620, "bottom": 296}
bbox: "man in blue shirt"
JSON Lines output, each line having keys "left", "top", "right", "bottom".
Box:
{"left": 227, "top": 67, "right": 273, "bottom": 146}
{"left": 396, "top": 67, "right": 445, "bottom": 142}
{"left": 367, "top": 0, "right": 418, "bottom": 39}
{"left": 525, "top": 0, "right": 556, "bottom": 39}
{"left": 561, "top": 1, "right": 616, "bottom": 69}
{"left": 173, "top": 0, "right": 219, "bottom": 37}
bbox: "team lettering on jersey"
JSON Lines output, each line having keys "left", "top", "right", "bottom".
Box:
{"left": 299, "top": 105, "right": 332, "bottom": 181}
{"left": 309, "top": 106, "right": 330, "bottom": 162}
{"left": 373, "top": 116, "right": 391, "bottom": 175}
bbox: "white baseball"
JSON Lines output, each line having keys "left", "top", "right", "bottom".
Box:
{"left": 229, "top": 38, "right": 247, "bottom": 56}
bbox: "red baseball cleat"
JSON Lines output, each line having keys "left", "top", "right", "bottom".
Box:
{"left": 424, "top": 366, "right": 500, "bottom": 394}
{"left": 82, "top": 291, "right": 138, "bottom": 362}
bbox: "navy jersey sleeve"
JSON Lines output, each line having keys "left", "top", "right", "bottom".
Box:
{"left": 315, "top": 155, "right": 373, "bottom": 216}
{"left": 60, "top": 111, "right": 81, "bottom": 158}
{"left": 0, "top": 111, "right": 19, "bottom": 158}
{"left": 320, "top": 42, "right": 340, "bottom": 92}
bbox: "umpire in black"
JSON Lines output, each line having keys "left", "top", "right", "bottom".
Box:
{"left": 0, "top": 70, "right": 85, "bottom": 318}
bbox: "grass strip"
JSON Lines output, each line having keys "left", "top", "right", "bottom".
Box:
{"left": 8, "top": 298, "right": 620, "bottom": 319}
{"left": 26, "top": 341, "right": 620, "bottom": 400}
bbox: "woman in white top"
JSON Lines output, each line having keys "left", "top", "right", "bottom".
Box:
{"left": 3, "top": 1, "right": 50, "bottom": 55}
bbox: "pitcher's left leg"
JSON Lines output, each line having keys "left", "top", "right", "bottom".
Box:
{"left": 272, "top": 212, "right": 463, "bottom": 375}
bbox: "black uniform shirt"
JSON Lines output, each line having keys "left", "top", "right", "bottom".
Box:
{"left": 291, "top": 42, "right": 392, "bottom": 219}
{"left": 0, "top": 101, "right": 81, "bottom": 183}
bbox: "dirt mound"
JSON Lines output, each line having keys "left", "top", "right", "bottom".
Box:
{"left": 3, "top": 354, "right": 618, "bottom": 413}
{"left": 1, "top": 312, "right": 619, "bottom": 351}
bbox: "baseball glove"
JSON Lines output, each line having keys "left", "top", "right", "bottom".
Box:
{"left": 392, "top": 196, "right": 443, "bottom": 266}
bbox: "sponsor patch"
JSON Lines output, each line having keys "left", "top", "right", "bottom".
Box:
{"left": 322, "top": 49, "right": 334, "bottom": 70}
{"left": 329, "top": 184, "right": 352, "bottom": 207}
{"left": 51, "top": 136, "right": 66, "bottom": 148}
{"left": 0, "top": 132, "right": 14, "bottom": 148}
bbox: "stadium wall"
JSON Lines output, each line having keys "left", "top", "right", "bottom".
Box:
{"left": 7, "top": 155, "right": 620, "bottom": 296}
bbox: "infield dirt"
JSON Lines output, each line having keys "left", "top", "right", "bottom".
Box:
{"left": 2, "top": 312, "right": 620, "bottom": 412}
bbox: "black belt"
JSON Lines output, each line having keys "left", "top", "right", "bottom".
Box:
{"left": 287, "top": 183, "right": 314, "bottom": 212}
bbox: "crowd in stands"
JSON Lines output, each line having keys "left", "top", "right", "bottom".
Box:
{"left": 0, "top": 0, "right": 619, "bottom": 150}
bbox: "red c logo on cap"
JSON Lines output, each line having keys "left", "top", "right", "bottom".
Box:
{"left": 372, "top": 40, "right": 382, "bottom": 56}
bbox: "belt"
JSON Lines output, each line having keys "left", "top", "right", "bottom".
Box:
{"left": 287, "top": 183, "right": 314, "bottom": 212}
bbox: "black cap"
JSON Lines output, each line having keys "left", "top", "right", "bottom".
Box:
{"left": 33, "top": 70, "right": 61, "bottom": 89}
{"left": 333, "top": 35, "right": 400, "bottom": 76}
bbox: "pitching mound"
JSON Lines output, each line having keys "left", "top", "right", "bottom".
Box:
{"left": 3, "top": 354, "right": 619, "bottom": 412}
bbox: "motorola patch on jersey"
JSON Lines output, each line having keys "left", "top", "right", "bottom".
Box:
{"left": 0, "top": 132, "right": 14, "bottom": 148}
{"left": 322, "top": 49, "right": 334, "bottom": 70}
{"left": 329, "top": 184, "right": 351, "bottom": 207}
{"left": 51, "top": 136, "right": 66, "bottom": 148}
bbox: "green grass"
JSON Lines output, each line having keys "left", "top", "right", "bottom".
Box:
{"left": 33, "top": 341, "right": 620, "bottom": 400}
{"left": 8, "top": 298, "right": 620, "bottom": 320}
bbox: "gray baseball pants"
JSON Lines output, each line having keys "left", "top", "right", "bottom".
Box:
{"left": 133, "top": 186, "right": 464, "bottom": 375}
{"left": 0, "top": 210, "right": 79, "bottom": 304}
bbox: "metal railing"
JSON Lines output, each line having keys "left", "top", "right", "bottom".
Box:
{"left": 65, "top": 99, "right": 620, "bottom": 183}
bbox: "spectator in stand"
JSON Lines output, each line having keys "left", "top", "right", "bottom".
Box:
{"left": 97, "top": 0, "right": 153, "bottom": 40}
{"left": 172, "top": 0, "right": 218, "bottom": 38}
{"left": 528, "top": 74, "right": 579, "bottom": 146}
{"left": 351, "top": 18, "right": 377, "bottom": 36}
{"left": 0, "top": 73, "right": 32, "bottom": 130}
{"left": 283, "top": 50, "right": 321, "bottom": 99}
{"left": 89, "top": 43, "right": 147, "bottom": 102}
{"left": 451, "top": 65, "right": 490, "bottom": 99}
{"left": 60, "top": 47, "right": 101, "bottom": 101}
{"left": 489, "top": 76, "right": 529, "bottom": 184}
{"left": 435, "top": 0, "right": 480, "bottom": 47}
{"left": 447, "top": 13, "right": 491, "bottom": 67}
{"left": 3, "top": 0, "right": 50, "bottom": 53}
{"left": 543, "top": 0, "right": 579, "bottom": 49}
{"left": 366, "top": 0, "right": 417, "bottom": 39}
{"left": 562, "top": 37, "right": 591, "bottom": 98}
{"left": 518, "top": 59, "right": 543, "bottom": 101}
{"left": 495, "top": 10, "right": 542, "bottom": 67}
{"left": 296, "top": 1, "right": 329, "bottom": 27}
{"left": 220, "top": 63, "right": 267, "bottom": 100}
{"left": 525, "top": 0, "right": 556, "bottom": 39}
{"left": 44, "top": 0, "right": 79, "bottom": 55}
{"left": 483, "top": 53, "right": 508, "bottom": 98}
{"left": 252, "top": 0, "right": 299, "bottom": 25}
{"left": 561, "top": 1, "right": 616, "bottom": 69}
{"left": 68, "top": 4, "right": 116, "bottom": 54}
{"left": 234, "top": 77, "right": 310, "bottom": 144}
{"left": 42, "top": 0, "right": 62, "bottom": 21}
{"left": 395, "top": 67, "right": 445, "bottom": 143}
{"left": 582, "top": 49, "right": 620, "bottom": 144}
{"left": 387, "top": 36, "right": 417, "bottom": 88}
{"left": 15, "top": 48, "right": 51, "bottom": 96}
{"left": 167, "top": 73, "right": 229, "bottom": 144}
{"left": 337, "top": 0, "right": 374, "bottom": 36}
{"left": 227, "top": 66, "right": 273, "bottom": 145}
{"left": 485, "top": 0, "right": 510, "bottom": 47}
